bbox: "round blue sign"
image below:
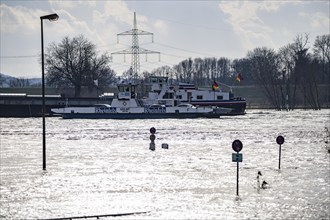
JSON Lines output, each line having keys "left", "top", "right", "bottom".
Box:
{"left": 276, "top": 135, "right": 284, "bottom": 145}
{"left": 150, "top": 127, "right": 156, "bottom": 134}
{"left": 232, "top": 140, "right": 243, "bottom": 152}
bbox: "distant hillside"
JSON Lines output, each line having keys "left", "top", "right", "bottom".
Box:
{"left": 0, "top": 73, "right": 41, "bottom": 88}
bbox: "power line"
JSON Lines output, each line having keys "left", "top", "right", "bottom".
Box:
{"left": 153, "top": 42, "right": 218, "bottom": 57}
{"left": 0, "top": 55, "right": 38, "bottom": 59}
{"left": 142, "top": 13, "right": 233, "bottom": 33}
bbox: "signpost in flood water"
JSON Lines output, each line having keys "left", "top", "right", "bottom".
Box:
{"left": 232, "top": 139, "right": 243, "bottom": 196}
{"left": 276, "top": 135, "right": 285, "bottom": 170}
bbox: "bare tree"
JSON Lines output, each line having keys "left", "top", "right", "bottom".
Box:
{"left": 313, "top": 34, "right": 330, "bottom": 84}
{"left": 9, "top": 78, "right": 30, "bottom": 88}
{"left": 290, "top": 34, "right": 321, "bottom": 109}
{"left": 0, "top": 74, "right": 5, "bottom": 87}
{"left": 216, "top": 58, "right": 231, "bottom": 84}
{"left": 193, "top": 58, "right": 205, "bottom": 86}
{"left": 247, "top": 47, "right": 282, "bottom": 109}
{"left": 45, "top": 35, "right": 116, "bottom": 97}
{"left": 278, "top": 44, "right": 297, "bottom": 110}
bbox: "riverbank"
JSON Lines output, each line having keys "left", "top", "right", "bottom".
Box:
{"left": 1, "top": 85, "right": 329, "bottom": 117}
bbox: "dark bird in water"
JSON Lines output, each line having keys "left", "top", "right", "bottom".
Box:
{"left": 257, "top": 171, "right": 269, "bottom": 189}
{"left": 261, "top": 180, "right": 268, "bottom": 189}
{"left": 257, "top": 171, "right": 262, "bottom": 189}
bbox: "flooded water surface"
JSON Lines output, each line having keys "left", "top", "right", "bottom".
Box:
{"left": 0, "top": 109, "right": 329, "bottom": 219}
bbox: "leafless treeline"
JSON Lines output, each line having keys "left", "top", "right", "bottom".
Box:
{"left": 141, "top": 34, "right": 329, "bottom": 110}
{"left": 1, "top": 34, "right": 328, "bottom": 109}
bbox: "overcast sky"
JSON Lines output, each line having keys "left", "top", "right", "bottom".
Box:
{"left": 0, "top": 0, "right": 329, "bottom": 78}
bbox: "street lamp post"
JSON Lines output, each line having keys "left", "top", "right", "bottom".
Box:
{"left": 40, "top": 13, "right": 59, "bottom": 170}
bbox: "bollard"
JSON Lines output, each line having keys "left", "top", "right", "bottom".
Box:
{"left": 149, "top": 142, "right": 155, "bottom": 151}
{"left": 149, "top": 127, "right": 156, "bottom": 151}
{"left": 149, "top": 134, "right": 156, "bottom": 151}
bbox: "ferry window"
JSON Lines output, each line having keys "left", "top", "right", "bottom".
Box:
{"left": 197, "top": 95, "right": 203, "bottom": 100}
{"left": 217, "top": 96, "right": 223, "bottom": 100}
{"left": 151, "top": 78, "right": 157, "bottom": 83}
{"left": 118, "top": 86, "right": 125, "bottom": 92}
{"left": 164, "top": 93, "right": 174, "bottom": 99}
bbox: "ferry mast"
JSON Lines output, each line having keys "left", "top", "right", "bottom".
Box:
{"left": 112, "top": 12, "right": 160, "bottom": 81}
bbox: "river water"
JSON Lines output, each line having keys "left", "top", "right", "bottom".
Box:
{"left": 0, "top": 109, "right": 329, "bottom": 219}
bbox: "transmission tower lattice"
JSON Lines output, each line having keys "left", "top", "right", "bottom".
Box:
{"left": 111, "top": 12, "right": 160, "bottom": 80}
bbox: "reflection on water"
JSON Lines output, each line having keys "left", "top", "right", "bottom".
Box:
{"left": 0, "top": 109, "right": 329, "bottom": 219}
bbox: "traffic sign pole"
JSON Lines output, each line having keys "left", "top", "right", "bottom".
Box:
{"left": 276, "top": 136, "right": 285, "bottom": 170}
{"left": 232, "top": 140, "right": 243, "bottom": 197}
{"left": 236, "top": 161, "right": 239, "bottom": 196}
{"left": 278, "top": 144, "right": 282, "bottom": 169}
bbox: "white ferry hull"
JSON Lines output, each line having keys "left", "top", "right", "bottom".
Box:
{"left": 60, "top": 112, "right": 221, "bottom": 119}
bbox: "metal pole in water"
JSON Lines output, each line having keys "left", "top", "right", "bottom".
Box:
{"left": 278, "top": 144, "right": 282, "bottom": 170}
{"left": 40, "top": 13, "right": 59, "bottom": 170}
{"left": 276, "top": 135, "right": 284, "bottom": 170}
{"left": 232, "top": 140, "right": 243, "bottom": 197}
{"left": 236, "top": 160, "right": 239, "bottom": 196}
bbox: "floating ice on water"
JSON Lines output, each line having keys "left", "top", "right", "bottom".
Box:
{"left": 0, "top": 109, "right": 329, "bottom": 219}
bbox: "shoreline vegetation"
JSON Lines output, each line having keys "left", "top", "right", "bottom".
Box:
{"left": 1, "top": 84, "right": 329, "bottom": 110}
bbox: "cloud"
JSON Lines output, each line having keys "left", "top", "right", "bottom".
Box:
{"left": 154, "top": 20, "right": 169, "bottom": 36}
{"left": 0, "top": 4, "right": 40, "bottom": 34}
{"left": 218, "top": 1, "right": 300, "bottom": 50}
{"left": 49, "top": 0, "right": 96, "bottom": 9}
{"left": 103, "top": 1, "right": 134, "bottom": 25}
{"left": 299, "top": 12, "right": 330, "bottom": 29}
{"left": 49, "top": 0, "right": 75, "bottom": 9}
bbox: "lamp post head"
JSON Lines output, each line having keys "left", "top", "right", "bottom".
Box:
{"left": 40, "top": 13, "right": 59, "bottom": 21}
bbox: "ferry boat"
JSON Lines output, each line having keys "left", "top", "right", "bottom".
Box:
{"left": 51, "top": 83, "right": 223, "bottom": 119}
{"left": 142, "top": 76, "right": 246, "bottom": 115}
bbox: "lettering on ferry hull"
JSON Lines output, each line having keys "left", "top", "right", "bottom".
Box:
{"left": 144, "top": 106, "right": 166, "bottom": 113}
{"left": 95, "top": 107, "right": 116, "bottom": 113}
{"left": 120, "top": 107, "right": 130, "bottom": 112}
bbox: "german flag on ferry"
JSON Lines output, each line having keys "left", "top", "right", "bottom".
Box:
{"left": 236, "top": 74, "right": 243, "bottom": 82}
{"left": 212, "top": 81, "right": 219, "bottom": 91}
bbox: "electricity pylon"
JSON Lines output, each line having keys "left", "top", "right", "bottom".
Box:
{"left": 111, "top": 12, "right": 160, "bottom": 81}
